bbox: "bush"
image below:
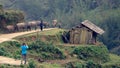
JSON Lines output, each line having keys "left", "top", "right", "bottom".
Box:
{"left": 75, "top": 62, "right": 85, "bottom": 68}
{"left": 102, "top": 64, "right": 120, "bottom": 68}
{"left": 28, "top": 59, "right": 36, "bottom": 68}
{"left": 65, "top": 62, "right": 75, "bottom": 68}
{"left": 0, "top": 41, "right": 21, "bottom": 59}
{"left": 66, "top": 61, "right": 120, "bottom": 68}
{"left": 86, "top": 60, "right": 101, "bottom": 68}
{"left": 0, "top": 47, "right": 8, "bottom": 56}
{"left": 0, "top": 48, "right": 5, "bottom": 55}
{"left": 8, "top": 41, "right": 21, "bottom": 47}
{"left": 72, "top": 45, "right": 110, "bottom": 63}
{"left": 0, "top": 64, "right": 5, "bottom": 68}
{"left": 29, "top": 40, "right": 66, "bottom": 59}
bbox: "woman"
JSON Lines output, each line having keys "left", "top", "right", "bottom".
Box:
{"left": 21, "top": 43, "right": 28, "bottom": 64}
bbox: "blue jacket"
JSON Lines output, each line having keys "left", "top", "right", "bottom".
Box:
{"left": 21, "top": 45, "right": 28, "bottom": 54}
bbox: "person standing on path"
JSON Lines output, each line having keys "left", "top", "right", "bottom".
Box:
{"left": 39, "top": 20, "right": 44, "bottom": 31}
{"left": 21, "top": 43, "right": 28, "bottom": 64}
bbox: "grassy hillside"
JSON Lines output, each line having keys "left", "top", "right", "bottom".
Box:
{"left": 0, "top": 0, "right": 120, "bottom": 55}
{"left": 14, "top": 28, "right": 65, "bottom": 44}
{"left": 0, "top": 29, "right": 120, "bottom": 68}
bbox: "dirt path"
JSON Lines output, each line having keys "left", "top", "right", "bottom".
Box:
{"left": 0, "top": 56, "right": 21, "bottom": 65}
{"left": 0, "top": 28, "right": 54, "bottom": 43}
{"left": 0, "top": 28, "right": 55, "bottom": 65}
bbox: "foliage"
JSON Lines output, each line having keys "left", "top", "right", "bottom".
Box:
{"left": 102, "top": 54, "right": 120, "bottom": 67}
{"left": 4, "top": 10, "right": 25, "bottom": 25}
{"left": 1, "top": 0, "right": 120, "bottom": 55}
{"left": 65, "top": 57, "right": 120, "bottom": 68}
{"left": 1, "top": 0, "right": 120, "bottom": 26}
{"left": 0, "top": 4, "right": 25, "bottom": 30}
{"left": 65, "top": 61, "right": 101, "bottom": 68}
{"left": 0, "top": 41, "right": 120, "bottom": 67}
{"left": 0, "top": 41, "right": 21, "bottom": 59}
{"left": 72, "top": 45, "right": 110, "bottom": 63}
{"left": 39, "top": 63, "right": 62, "bottom": 68}
{"left": 75, "top": 62, "right": 85, "bottom": 68}
{"left": 86, "top": 60, "right": 101, "bottom": 68}
{"left": 0, "top": 47, "right": 6, "bottom": 55}
{"left": 28, "top": 59, "right": 36, "bottom": 68}
{"left": 0, "top": 40, "right": 65, "bottom": 60}
{"left": 15, "top": 28, "right": 65, "bottom": 44}
{"left": 98, "top": 9, "right": 120, "bottom": 55}
{"left": 28, "top": 40, "right": 66, "bottom": 59}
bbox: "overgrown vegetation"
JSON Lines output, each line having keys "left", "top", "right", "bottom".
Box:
{"left": 0, "top": 0, "right": 120, "bottom": 55}
{"left": 0, "top": 41, "right": 120, "bottom": 67}
{"left": 0, "top": 40, "right": 65, "bottom": 60}
{"left": 0, "top": 28, "right": 120, "bottom": 67}
{"left": 71, "top": 45, "right": 110, "bottom": 63}
{"left": 0, "top": 41, "right": 21, "bottom": 59}
{"left": 15, "top": 28, "right": 65, "bottom": 44}
{"left": 0, "top": 4, "right": 24, "bottom": 32}
{"left": 28, "top": 40, "right": 66, "bottom": 60}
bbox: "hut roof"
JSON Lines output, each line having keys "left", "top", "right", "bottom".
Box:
{"left": 81, "top": 20, "right": 105, "bottom": 35}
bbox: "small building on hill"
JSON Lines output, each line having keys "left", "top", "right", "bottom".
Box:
{"left": 69, "top": 20, "right": 104, "bottom": 44}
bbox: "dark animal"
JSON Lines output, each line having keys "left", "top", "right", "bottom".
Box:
{"left": 38, "top": 58, "right": 44, "bottom": 63}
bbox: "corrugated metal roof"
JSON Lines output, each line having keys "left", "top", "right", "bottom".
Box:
{"left": 81, "top": 20, "right": 105, "bottom": 35}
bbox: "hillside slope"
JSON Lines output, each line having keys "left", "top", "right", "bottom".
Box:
{"left": 0, "top": 28, "right": 120, "bottom": 68}
{"left": 0, "top": 28, "right": 54, "bottom": 65}
{"left": 0, "top": 0, "right": 120, "bottom": 54}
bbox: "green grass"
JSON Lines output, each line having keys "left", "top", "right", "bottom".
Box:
{"left": 38, "top": 28, "right": 65, "bottom": 35}
{"left": 0, "top": 41, "right": 21, "bottom": 59}
{"left": 1, "top": 28, "right": 120, "bottom": 67}
{"left": 103, "top": 54, "right": 120, "bottom": 65}
{"left": 14, "top": 28, "right": 65, "bottom": 44}
{"left": 20, "top": 28, "right": 65, "bottom": 37}
{"left": 39, "top": 63, "right": 63, "bottom": 68}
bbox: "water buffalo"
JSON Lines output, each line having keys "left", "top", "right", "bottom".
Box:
{"left": 6, "top": 25, "right": 14, "bottom": 33}
{"left": 28, "top": 21, "right": 38, "bottom": 30}
{"left": 28, "top": 20, "right": 49, "bottom": 30}
{"left": 52, "top": 19, "right": 57, "bottom": 27}
{"left": 37, "top": 21, "right": 49, "bottom": 28}
{"left": 52, "top": 20, "right": 62, "bottom": 28}
{"left": 57, "top": 23, "right": 62, "bottom": 28}
{"left": 16, "top": 23, "right": 26, "bottom": 31}
{"left": 43, "top": 22, "right": 49, "bottom": 28}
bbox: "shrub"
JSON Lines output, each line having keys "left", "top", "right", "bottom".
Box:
{"left": 65, "top": 62, "right": 75, "bottom": 68}
{"left": 75, "top": 62, "right": 85, "bottom": 68}
{"left": 28, "top": 59, "right": 36, "bottom": 68}
{"left": 72, "top": 45, "right": 110, "bottom": 63}
{"left": 0, "top": 48, "right": 5, "bottom": 55}
{"left": 8, "top": 41, "right": 20, "bottom": 47}
{"left": 102, "top": 64, "right": 120, "bottom": 68}
{"left": 0, "top": 41, "right": 21, "bottom": 59}
{"left": 0, "top": 64, "right": 5, "bottom": 68}
{"left": 0, "top": 47, "right": 8, "bottom": 56}
{"left": 29, "top": 40, "right": 66, "bottom": 59}
{"left": 86, "top": 60, "right": 101, "bottom": 68}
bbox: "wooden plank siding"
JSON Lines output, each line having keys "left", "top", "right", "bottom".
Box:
{"left": 70, "top": 27, "right": 93, "bottom": 44}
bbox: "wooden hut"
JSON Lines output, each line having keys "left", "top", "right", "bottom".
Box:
{"left": 69, "top": 20, "right": 104, "bottom": 44}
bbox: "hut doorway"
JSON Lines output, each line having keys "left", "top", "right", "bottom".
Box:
{"left": 92, "top": 32, "right": 97, "bottom": 44}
